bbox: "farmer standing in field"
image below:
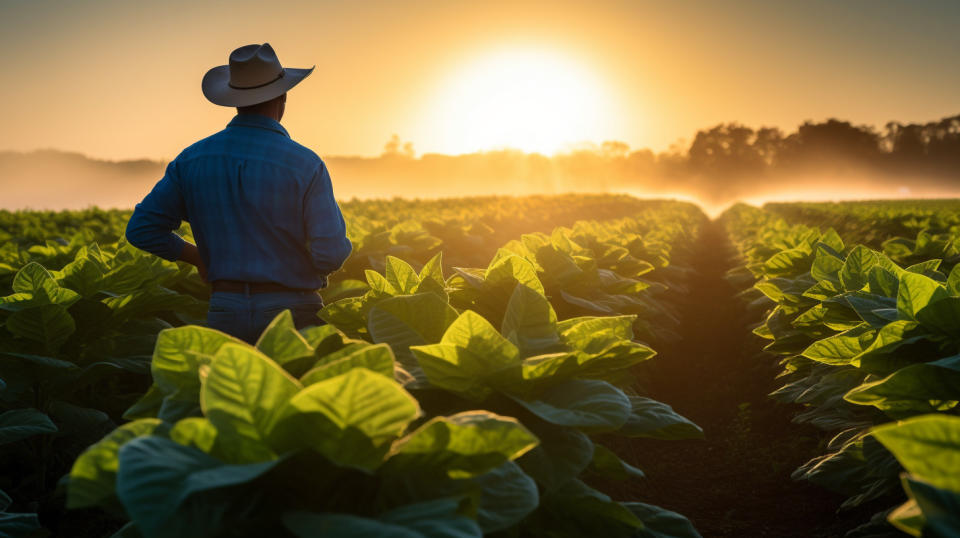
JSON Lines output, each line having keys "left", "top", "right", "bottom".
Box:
{"left": 126, "top": 43, "right": 352, "bottom": 343}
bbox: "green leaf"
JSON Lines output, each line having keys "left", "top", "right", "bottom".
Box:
{"left": 516, "top": 424, "right": 593, "bottom": 491}
{"left": 378, "top": 497, "right": 483, "bottom": 538}
{"left": 844, "top": 355, "right": 960, "bottom": 414}
{"left": 300, "top": 343, "right": 396, "bottom": 385}
{"left": 509, "top": 379, "right": 631, "bottom": 431}
{"left": 368, "top": 293, "right": 459, "bottom": 373}
{"left": 6, "top": 304, "right": 75, "bottom": 351}
{"left": 900, "top": 476, "right": 960, "bottom": 538}
{"left": 255, "top": 310, "right": 315, "bottom": 369}
{"left": 0, "top": 408, "right": 57, "bottom": 444}
{"left": 762, "top": 248, "right": 810, "bottom": 278}
{"left": 589, "top": 444, "right": 645, "bottom": 480}
{"left": 810, "top": 245, "right": 845, "bottom": 283}
{"left": 115, "top": 436, "right": 284, "bottom": 538}
{"left": 617, "top": 396, "right": 703, "bottom": 440}
{"left": 872, "top": 414, "right": 960, "bottom": 491}
{"left": 385, "top": 256, "right": 421, "bottom": 295}
{"left": 840, "top": 246, "right": 878, "bottom": 292}
{"left": 465, "top": 461, "right": 538, "bottom": 533}
{"left": 200, "top": 343, "right": 301, "bottom": 463}
{"left": 539, "top": 479, "right": 643, "bottom": 536}
{"left": 947, "top": 265, "right": 960, "bottom": 296}
{"left": 283, "top": 499, "right": 483, "bottom": 538}
{"left": 67, "top": 418, "right": 162, "bottom": 509}
{"left": 269, "top": 368, "right": 420, "bottom": 470}
{"left": 801, "top": 324, "right": 873, "bottom": 366}
{"left": 624, "top": 502, "right": 701, "bottom": 538}
{"left": 169, "top": 417, "right": 218, "bottom": 453}
{"left": 151, "top": 326, "right": 244, "bottom": 422}
{"left": 887, "top": 498, "right": 923, "bottom": 537}
{"left": 501, "top": 284, "right": 561, "bottom": 356}
{"left": 12, "top": 262, "right": 55, "bottom": 294}
{"left": 897, "top": 273, "right": 948, "bottom": 321}
{"left": 411, "top": 311, "right": 521, "bottom": 401}
{"left": 868, "top": 265, "right": 900, "bottom": 297}
{"left": 386, "top": 411, "right": 538, "bottom": 479}
{"left": 484, "top": 254, "right": 545, "bottom": 295}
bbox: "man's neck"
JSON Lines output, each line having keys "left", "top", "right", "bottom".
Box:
{"left": 237, "top": 111, "right": 281, "bottom": 122}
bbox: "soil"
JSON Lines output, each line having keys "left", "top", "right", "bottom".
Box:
{"left": 613, "top": 220, "right": 895, "bottom": 537}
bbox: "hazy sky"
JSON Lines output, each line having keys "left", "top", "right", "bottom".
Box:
{"left": 1, "top": 0, "right": 957, "bottom": 160}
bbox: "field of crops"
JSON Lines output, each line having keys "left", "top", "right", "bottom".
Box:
{"left": 1, "top": 195, "right": 958, "bottom": 537}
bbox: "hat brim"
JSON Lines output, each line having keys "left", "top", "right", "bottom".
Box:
{"left": 202, "top": 65, "right": 314, "bottom": 107}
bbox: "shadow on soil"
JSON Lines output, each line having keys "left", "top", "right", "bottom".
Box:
{"left": 613, "top": 220, "right": 891, "bottom": 538}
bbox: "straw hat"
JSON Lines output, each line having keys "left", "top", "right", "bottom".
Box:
{"left": 202, "top": 43, "right": 314, "bottom": 107}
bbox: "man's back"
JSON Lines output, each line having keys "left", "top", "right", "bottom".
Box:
{"left": 126, "top": 113, "right": 352, "bottom": 290}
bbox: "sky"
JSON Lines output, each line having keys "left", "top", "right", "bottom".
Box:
{"left": 0, "top": 0, "right": 958, "bottom": 161}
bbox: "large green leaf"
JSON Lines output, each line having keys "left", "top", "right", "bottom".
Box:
{"left": 169, "top": 417, "right": 218, "bottom": 453}
{"left": 67, "top": 418, "right": 162, "bottom": 509}
{"left": 0, "top": 408, "right": 57, "bottom": 444}
{"left": 625, "top": 502, "right": 701, "bottom": 538}
{"left": 500, "top": 284, "right": 561, "bottom": 357}
{"left": 810, "top": 245, "right": 844, "bottom": 283}
{"left": 300, "top": 343, "right": 396, "bottom": 385}
{"left": 484, "top": 254, "right": 545, "bottom": 295}
{"left": 115, "top": 436, "right": 284, "bottom": 538}
{"left": 6, "top": 304, "right": 76, "bottom": 351}
{"left": 367, "top": 293, "right": 459, "bottom": 378}
{"left": 411, "top": 311, "right": 522, "bottom": 400}
{"left": 897, "top": 273, "right": 948, "bottom": 321}
{"left": 589, "top": 444, "right": 645, "bottom": 481}
{"left": 516, "top": 424, "right": 594, "bottom": 491}
{"left": 872, "top": 414, "right": 960, "bottom": 492}
{"left": 385, "top": 256, "right": 421, "bottom": 295}
{"left": 386, "top": 411, "right": 537, "bottom": 479}
{"left": 617, "top": 396, "right": 703, "bottom": 440}
{"left": 900, "top": 476, "right": 960, "bottom": 538}
{"left": 201, "top": 343, "right": 301, "bottom": 463}
{"left": 151, "top": 326, "right": 244, "bottom": 422}
{"left": 840, "top": 246, "right": 878, "bottom": 292}
{"left": 255, "top": 310, "right": 315, "bottom": 370}
{"left": 269, "top": 368, "right": 420, "bottom": 470}
{"left": 537, "top": 479, "right": 643, "bottom": 537}
{"left": 509, "top": 379, "right": 631, "bottom": 431}
{"left": 844, "top": 355, "right": 960, "bottom": 414}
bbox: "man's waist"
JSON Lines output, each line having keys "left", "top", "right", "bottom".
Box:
{"left": 211, "top": 280, "right": 317, "bottom": 294}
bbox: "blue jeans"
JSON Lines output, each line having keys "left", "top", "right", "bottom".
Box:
{"left": 206, "top": 289, "right": 325, "bottom": 344}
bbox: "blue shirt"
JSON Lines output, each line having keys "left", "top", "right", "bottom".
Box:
{"left": 126, "top": 114, "right": 352, "bottom": 289}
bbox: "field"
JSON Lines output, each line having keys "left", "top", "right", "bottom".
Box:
{"left": 1, "top": 194, "right": 958, "bottom": 538}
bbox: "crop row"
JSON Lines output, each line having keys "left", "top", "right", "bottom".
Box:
{"left": 722, "top": 203, "right": 960, "bottom": 537}
{"left": 0, "top": 196, "right": 706, "bottom": 537}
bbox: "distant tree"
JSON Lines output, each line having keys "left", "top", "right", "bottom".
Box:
{"left": 383, "top": 134, "right": 415, "bottom": 158}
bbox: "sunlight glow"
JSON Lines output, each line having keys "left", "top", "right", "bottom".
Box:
{"left": 423, "top": 48, "right": 617, "bottom": 155}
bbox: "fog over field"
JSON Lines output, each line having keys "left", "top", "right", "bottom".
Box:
{"left": 4, "top": 114, "right": 960, "bottom": 213}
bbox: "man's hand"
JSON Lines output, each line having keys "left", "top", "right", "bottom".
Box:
{"left": 178, "top": 243, "right": 209, "bottom": 282}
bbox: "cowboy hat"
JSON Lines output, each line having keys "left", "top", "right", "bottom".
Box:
{"left": 202, "top": 43, "right": 314, "bottom": 107}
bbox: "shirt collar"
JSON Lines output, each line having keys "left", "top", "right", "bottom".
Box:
{"left": 227, "top": 114, "right": 290, "bottom": 138}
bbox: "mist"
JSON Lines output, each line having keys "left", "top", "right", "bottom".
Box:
{"left": 3, "top": 113, "right": 959, "bottom": 215}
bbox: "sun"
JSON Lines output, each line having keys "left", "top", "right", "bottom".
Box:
{"left": 422, "top": 48, "right": 617, "bottom": 155}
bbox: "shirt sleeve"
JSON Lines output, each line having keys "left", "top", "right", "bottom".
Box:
{"left": 125, "top": 160, "right": 188, "bottom": 262}
{"left": 304, "top": 160, "right": 352, "bottom": 275}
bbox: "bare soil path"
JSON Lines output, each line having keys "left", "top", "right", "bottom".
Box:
{"left": 616, "top": 219, "right": 891, "bottom": 537}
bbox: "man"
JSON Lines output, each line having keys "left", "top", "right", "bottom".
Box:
{"left": 126, "top": 43, "right": 352, "bottom": 343}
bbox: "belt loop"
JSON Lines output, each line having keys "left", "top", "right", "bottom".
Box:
{"left": 244, "top": 282, "right": 250, "bottom": 298}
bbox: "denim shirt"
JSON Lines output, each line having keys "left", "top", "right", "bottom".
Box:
{"left": 126, "top": 114, "right": 352, "bottom": 289}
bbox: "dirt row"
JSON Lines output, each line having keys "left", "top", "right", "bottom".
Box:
{"left": 619, "top": 220, "right": 888, "bottom": 537}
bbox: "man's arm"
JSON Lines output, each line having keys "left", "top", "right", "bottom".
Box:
{"left": 304, "top": 161, "right": 352, "bottom": 278}
{"left": 126, "top": 161, "right": 207, "bottom": 279}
